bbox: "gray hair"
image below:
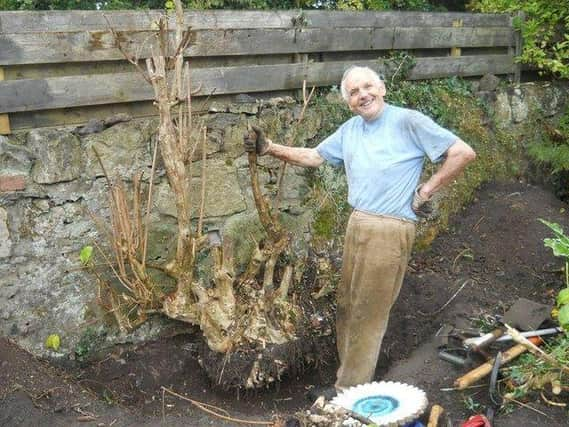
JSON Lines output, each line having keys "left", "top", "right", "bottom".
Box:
{"left": 340, "top": 66, "right": 383, "bottom": 101}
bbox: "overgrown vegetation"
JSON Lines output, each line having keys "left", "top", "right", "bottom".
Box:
{"left": 539, "top": 220, "right": 569, "bottom": 331}
{"left": 528, "top": 107, "right": 569, "bottom": 201}
{"left": 0, "top": 0, "right": 443, "bottom": 9}
{"left": 501, "top": 334, "right": 569, "bottom": 403}
{"left": 0, "top": 0, "right": 164, "bottom": 9}
{"left": 469, "top": 0, "right": 569, "bottom": 78}
{"left": 333, "top": 0, "right": 437, "bottom": 11}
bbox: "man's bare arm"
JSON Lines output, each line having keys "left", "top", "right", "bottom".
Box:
{"left": 265, "top": 140, "right": 325, "bottom": 168}
{"left": 420, "top": 139, "right": 476, "bottom": 198}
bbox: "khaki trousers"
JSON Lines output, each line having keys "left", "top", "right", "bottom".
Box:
{"left": 335, "top": 210, "right": 415, "bottom": 390}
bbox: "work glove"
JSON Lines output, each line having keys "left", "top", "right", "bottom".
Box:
{"left": 243, "top": 125, "right": 270, "bottom": 156}
{"left": 412, "top": 184, "right": 433, "bottom": 219}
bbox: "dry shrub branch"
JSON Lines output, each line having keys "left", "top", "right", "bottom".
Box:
{"left": 93, "top": 1, "right": 311, "bottom": 388}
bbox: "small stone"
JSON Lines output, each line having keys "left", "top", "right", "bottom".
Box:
{"left": 0, "top": 136, "right": 33, "bottom": 173}
{"left": 73, "top": 118, "right": 106, "bottom": 136}
{"left": 478, "top": 73, "right": 501, "bottom": 92}
{"left": 0, "top": 207, "right": 12, "bottom": 258}
{"left": 32, "top": 199, "right": 50, "bottom": 212}
{"left": 208, "top": 101, "right": 228, "bottom": 113}
{"left": 0, "top": 175, "right": 26, "bottom": 192}
{"left": 28, "top": 129, "right": 82, "bottom": 184}
{"left": 103, "top": 113, "right": 132, "bottom": 127}
{"left": 234, "top": 94, "right": 256, "bottom": 103}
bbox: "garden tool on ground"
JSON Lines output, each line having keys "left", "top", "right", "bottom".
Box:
{"left": 485, "top": 351, "right": 503, "bottom": 424}
{"left": 436, "top": 324, "right": 486, "bottom": 368}
{"left": 462, "top": 298, "right": 552, "bottom": 351}
{"left": 454, "top": 336, "right": 543, "bottom": 390}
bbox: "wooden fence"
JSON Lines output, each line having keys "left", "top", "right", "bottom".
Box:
{"left": 0, "top": 10, "right": 521, "bottom": 133}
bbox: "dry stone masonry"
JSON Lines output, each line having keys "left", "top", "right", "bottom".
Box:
{"left": 0, "top": 82, "right": 567, "bottom": 358}
{"left": 0, "top": 96, "right": 320, "bottom": 357}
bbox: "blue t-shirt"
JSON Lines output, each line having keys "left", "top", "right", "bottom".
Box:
{"left": 316, "top": 104, "right": 458, "bottom": 221}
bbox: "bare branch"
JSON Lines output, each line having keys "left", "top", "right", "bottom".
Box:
{"left": 142, "top": 137, "right": 160, "bottom": 269}
{"left": 103, "top": 13, "right": 152, "bottom": 84}
{"left": 197, "top": 126, "right": 207, "bottom": 237}
{"left": 247, "top": 149, "right": 285, "bottom": 242}
{"left": 505, "top": 324, "right": 569, "bottom": 375}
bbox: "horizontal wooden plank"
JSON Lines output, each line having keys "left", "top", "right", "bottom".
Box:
{"left": 3, "top": 55, "right": 294, "bottom": 80}
{"left": 0, "top": 55, "right": 514, "bottom": 114}
{"left": 8, "top": 90, "right": 293, "bottom": 130}
{"left": 0, "top": 10, "right": 512, "bottom": 33}
{"left": 407, "top": 55, "right": 514, "bottom": 79}
{"left": 0, "top": 26, "right": 514, "bottom": 66}
{"left": 393, "top": 26, "right": 513, "bottom": 49}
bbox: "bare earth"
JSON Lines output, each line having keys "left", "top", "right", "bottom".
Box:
{"left": 1, "top": 180, "right": 568, "bottom": 426}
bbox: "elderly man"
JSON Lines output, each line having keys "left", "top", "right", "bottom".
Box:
{"left": 244, "top": 66, "right": 476, "bottom": 397}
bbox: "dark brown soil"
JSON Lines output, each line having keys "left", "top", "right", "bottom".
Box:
{"left": 2, "top": 180, "right": 569, "bottom": 426}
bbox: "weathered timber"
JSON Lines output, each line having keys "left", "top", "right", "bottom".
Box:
{"left": 0, "top": 67, "right": 10, "bottom": 134}
{"left": 407, "top": 55, "right": 514, "bottom": 79}
{"left": 8, "top": 90, "right": 292, "bottom": 130}
{"left": 513, "top": 11, "right": 525, "bottom": 84}
{"left": 0, "top": 55, "right": 514, "bottom": 114}
{"left": 3, "top": 56, "right": 293, "bottom": 80}
{"left": 0, "top": 27, "right": 514, "bottom": 66}
{"left": 0, "top": 10, "right": 512, "bottom": 34}
{"left": 450, "top": 19, "right": 463, "bottom": 57}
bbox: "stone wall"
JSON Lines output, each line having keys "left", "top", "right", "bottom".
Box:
{"left": 0, "top": 96, "right": 323, "bottom": 358}
{"left": 477, "top": 79, "right": 568, "bottom": 129}
{"left": 1, "top": 81, "right": 567, "bottom": 359}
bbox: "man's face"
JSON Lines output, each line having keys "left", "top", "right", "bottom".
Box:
{"left": 344, "top": 69, "right": 386, "bottom": 121}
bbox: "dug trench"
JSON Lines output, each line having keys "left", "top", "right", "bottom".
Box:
{"left": 1, "top": 179, "right": 568, "bottom": 426}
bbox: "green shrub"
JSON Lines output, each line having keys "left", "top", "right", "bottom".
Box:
{"left": 539, "top": 219, "right": 569, "bottom": 331}
{"left": 469, "top": 0, "right": 569, "bottom": 78}
{"left": 335, "top": 0, "right": 436, "bottom": 11}
{"left": 528, "top": 107, "right": 569, "bottom": 173}
{"left": 527, "top": 107, "right": 569, "bottom": 200}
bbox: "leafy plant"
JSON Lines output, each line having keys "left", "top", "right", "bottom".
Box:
{"left": 528, "top": 108, "right": 569, "bottom": 172}
{"left": 335, "top": 0, "right": 436, "bottom": 11}
{"left": 462, "top": 395, "right": 483, "bottom": 413}
{"left": 79, "top": 245, "right": 94, "bottom": 266}
{"left": 0, "top": 0, "right": 438, "bottom": 10}
{"left": 527, "top": 107, "right": 569, "bottom": 201}
{"left": 381, "top": 51, "right": 417, "bottom": 85}
{"left": 0, "top": 0, "right": 167, "bottom": 9}
{"left": 501, "top": 334, "right": 569, "bottom": 401}
{"left": 74, "top": 327, "right": 106, "bottom": 362}
{"left": 45, "top": 333, "right": 61, "bottom": 351}
{"left": 469, "top": 0, "right": 569, "bottom": 78}
{"left": 539, "top": 219, "right": 569, "bottom": 331}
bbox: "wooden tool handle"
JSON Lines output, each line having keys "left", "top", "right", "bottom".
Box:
{"left": 427, "top": 404, "right": 444, "bottom": 427}
{"left": 454, "top": 336, "right": 542, "bottom": 390}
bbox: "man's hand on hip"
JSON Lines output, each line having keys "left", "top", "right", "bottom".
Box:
{"left": 412, "top": 185, "right": 433, "bottom": 219}
{"left": 243, "top": 125, "right": 271, "bottom": 156}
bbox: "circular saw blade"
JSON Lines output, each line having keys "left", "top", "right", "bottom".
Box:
{"left": 331, "top": 381, "right": 428, "bottom": 426}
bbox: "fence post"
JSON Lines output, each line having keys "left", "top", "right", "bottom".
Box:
{"left": 512, "top": 11, "right": 525, "bottom": 84}
{"left": 293, "top": 52, "right": 309, "bottom": 100}
{"left": 450, "top": 19, "right": 463, "bottom": 57}
{"left": 0, "top": 68, "right": 11, "bottom": 135}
